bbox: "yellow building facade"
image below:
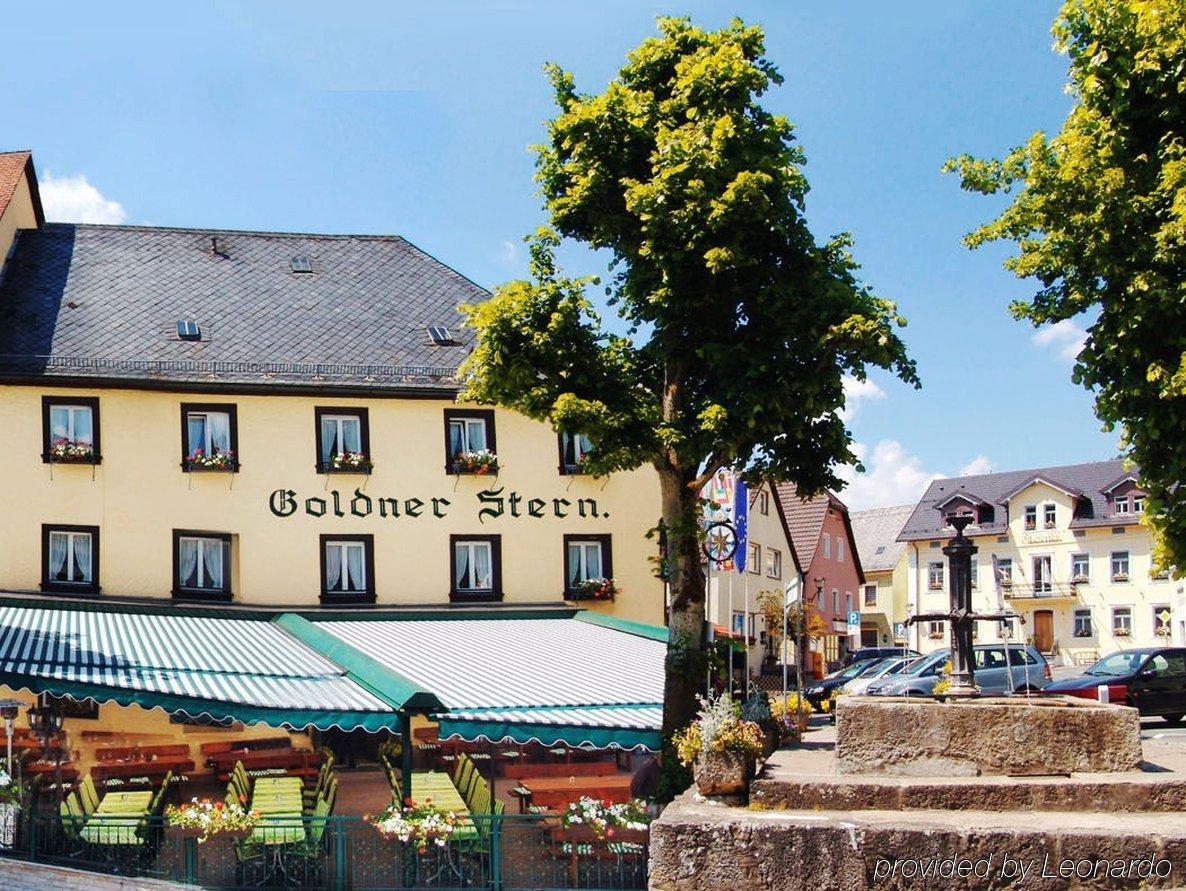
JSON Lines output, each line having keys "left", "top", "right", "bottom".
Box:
{"left": 850, "top": 504, "right": 913, "bottom": 649}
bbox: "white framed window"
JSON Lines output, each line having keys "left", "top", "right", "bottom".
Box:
{"left": 185, "top": 411, "right": 232, "bottom": 457}
{"left": 731, "top": 611, "right": 746, "bottom": 638}
{"left": 449, "top": 417, "right": 487, "bottom": 455}
{"left": 765, "top": 548, "right": 781, "bottom": 579}
{"left": 566, "top": 538, "right": 606, "bottom": 587}
{"left": 757, "top": 491, "right": 770, "bottom": 515}
{"left": 1043, "top": 503, "right": 1056, "bottom": 529}
{"left": 1032, "top": 555, "right": 1052, "bottom": 594}
{"left": 928, "top": 561, "right": 945, "bottom": 590}
{"left": 1071, "top": 553, "right": 1090, "bottom": 581}
{"left": 46, "top": 529, "right": 94, "bottom": 586}
{"left": 1024, "top": 505, "right": 1037, "bottom": 531}
{"left": 50, "top": 405, "right": 94, "bottom": 448}
{"left": 176, "top": 534, "right": 228, "bottom": 593}
{"left": 1073, "top": 608, "right": 1093, "bottom": 638}
{"left": 747, "top": 542, "right": 761, "bottom": 575}
{"left": 1153, "top": 605, "right": 1173, "bottom": 638}
{"left": 836, "top": 539, "right": 844, "bottom": 563}
{"left": 1132, "top": 495, "right": 1145, "bottom": 513}
{"left": 1112, "top": 606, "right": 1132, "bottom": 637}
{"left": 822, "top": 534, "right": 831, "bottom": 559}
{"left": 324, "top": 540, "right": 368, "bottom": 593}
{"left": 1114, "top": 496, "right": 1130, "bottom": 515}
{"left": 863, "top": 584, "right": 877, "bottom": 607}
{"left": 319, "top": 413, "right": 363, "bottom": 463}
{"left": 453, "top": 538, "right": 495, "bottom": 593}
{"left": 996, "top": 557, "right": 1013, "bottom": 587}
{"left": 1111, "top": 551, "right": 1130, "bottom": 581}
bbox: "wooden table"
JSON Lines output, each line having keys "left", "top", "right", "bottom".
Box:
{"left": 80, "top": 792, "right": 153, "bottom": 846}
{"left": 252, "top": 777, "right": 304, "bottom": 815}
{"left": 520, "top": 775, "right": 633, "bottom": 809}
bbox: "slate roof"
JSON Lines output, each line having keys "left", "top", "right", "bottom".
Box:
{"left": 850, "top": 505, "right": 913, "bottom": 574}
{"left": 898, "top": 459, "right": 1141, "bottom": 541}
{"left": 0, "top": 223, "right": 486, "bottom": 393}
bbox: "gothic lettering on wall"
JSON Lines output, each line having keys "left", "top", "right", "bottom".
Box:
{"left": 268, "top": 487, "right": 604, "bottom": 521}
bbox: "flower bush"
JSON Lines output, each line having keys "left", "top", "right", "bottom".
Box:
{"left": 452, "top": 449, "right": 498, "bottom": 474}
{"left": 329, "top": 451, "right": 372, "bottom": 471}
{"left": 49, "top": 439, "right": 95, "bottom": 462}
{"left": 165, "top": 798, "right": 260, "bottom": 843}
{"left": 673, "top": 693, "right": 764, "bottom": 767}
{"left": 568, "top": 577, "right": 618, "bottom": 600}
{"left": 184, "top": 449, "right": 236, "bottom": 470}
{"left": 370, "top": 799, "right": 459, "bottom": 854}
{"left": 559, "top": 797, "right": 650, "bottom": 839}
{"left": 0, "top": 766, "right": 25, "bottom": 806}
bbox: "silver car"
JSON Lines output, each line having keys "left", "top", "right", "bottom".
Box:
{"left": 864, "top": 644, "right": 1051, "bottom": 696}
{"left": 841, "top": 655, "right": 918, "bottom": 696}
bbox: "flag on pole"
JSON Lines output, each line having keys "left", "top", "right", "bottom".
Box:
{"left": 734, "top": 478, "right": 749, "bottom": 574}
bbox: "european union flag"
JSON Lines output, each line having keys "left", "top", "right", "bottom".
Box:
{"left": 734, "top": 477, "right": 748, "bottom": 574}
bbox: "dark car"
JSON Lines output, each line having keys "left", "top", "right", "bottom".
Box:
{"left": 843, "top": 646, "right": 920, "bottom": 668}
{"left": 1044, "top": 647, "right": 1186, "bottom": 723}
{"left": 803, "top": 658, "right": 889, "bottom": 710}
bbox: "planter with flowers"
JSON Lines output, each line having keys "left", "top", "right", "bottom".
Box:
{"left": 1114, "top": 627, "right": 1131, "bottom": 638}
{"left": 0, "top": 766, "right": 26, "bottom": 848}
{"left": 1112, "top": 573, "right": 1129, "bottom": 583}
{"left": 674, "top": 693, "right": 764, "bottom": 799}
{"left": 46, "top": 439, "right": 98, "bottom": 464}
{"left": 451, "top": 450, "right": 499, "bottom": 475}
{"left": 558, "top": 796, "right": 650, "bottom": 845}
{"left": 165, "top": 798, "right": 260, "bottom": 843}
{"left": 370, "top": 799, "right": 459, "bottom": 854}
{"left": 566, "top": 577, "right": 618, "bottom": 602}
{"left": 324, "top": 451, "right": 373, "bottom": 474}
{"left": 771, "top": 693, "right": 809, "bottom": 737}
{"left": 182, "top": 450, "right": 238, "bottom": 472}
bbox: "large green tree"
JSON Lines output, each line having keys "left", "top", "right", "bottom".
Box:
{"left": 460, "top": 18, "right": 916, "bottom": 734}
{"left": 946, "top": 0, "right": 1186, "bottom": 569}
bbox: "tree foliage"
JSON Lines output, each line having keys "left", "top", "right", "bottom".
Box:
{"left": 945, "top": 0, "right": 1186, "bottom": 569}
{"left": 460, "top": 17, "right": 916, "bottom": 734}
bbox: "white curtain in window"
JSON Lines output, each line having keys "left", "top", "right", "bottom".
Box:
{"left": 325, "top": 544, "right": 343, "bottom": 591}
{"left": 50, "top": 407, "right": 70, "bottom": 442}
{"left": 320, "top": 417, "right": 339, "bottom": 462}
{"left": 179, "top": 538, "right": 199, "bottom": 587}
{"left": 208, "top": 412, "right": 231, "bottom": 453}
{"left": 345, "top": 545, "right": 364, "bottom": 591}
{"left": 449, "top": 421, "right": 466, "bottom": 457}
{"left": 455, "top": 545, "right": 470, "bottom": 589}
{"left": 72, "top": 534, "right": 92, "bottom": 582}
{"left": 203, "top": 540, "right": 223, "bottom": 589}
{"left": 341, "top": 418, "right": 361, "bottom": 453}
{"left": 473, "top": 544, "right": 491, "bottom": 589}
{"left": 567, "top": 543, "right": 582, "bottom": 586}
{"left": 73, "top": 408, "right": 93, "bottom": 446}
{"left": 49, "top": 532, "right": 68, "bottom": 580}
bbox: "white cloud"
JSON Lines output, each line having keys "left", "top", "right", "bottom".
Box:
{"left": 1032, "top": 319, "right": 1086, "bottom": 361}
{"left": 39, "top": 174, "right": 128, "bottom": 224}
{"left": 958, "top": 454, "right": 994, "bottom": 477}
{"left": 497, "top": 239, "right": 519, "bottom": 268}
{"left": 838, "top": 440, "right": 996, "bottom": 510}
{"left": 839, "top": 375, "right": 886, "bottom": 424}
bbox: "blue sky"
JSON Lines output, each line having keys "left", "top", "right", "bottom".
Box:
{"left": 1, "top": 1, "right": 1115, "bottom": 507}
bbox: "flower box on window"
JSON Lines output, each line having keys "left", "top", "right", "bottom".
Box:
{"left": 1071, "top": 574, "right": 1090, "bottom": 585}
{"left": 566, "top": 577, "right": 618, "bottom": 602}
{"left": 1112, "top": 572, "right": 1129, "bottom": 583}
{"left": 1024, "top": 520, "right": 1036, "bottom": 531}
{"left": 46, "top": 440, "right": 97, "bottom": 464}
{"left": 451, "top": 450, "right": 499, "bottom": 475}
{"left": 1044, "top": 521, "right": 1056, "bottom": 529}
{"left": 563, "top": 453, "right": 591, "bottom": 475}
{"left": 1073, "top": 629, "right": 1093, "bottom": 638}
{"left": 323, "top": 451, "right": 373, "bottom": 474}
{"left": 1000, "top": 578, "right": 1013, "bottom": 589}
{"left": 1113, "top": 627, "right": 1131, "bottom": 637}
{"left": 182, "top": 450, "right": 238, "bottom": 472}
{"left": 928, "top": 631, "right": 944, "bottom": 640}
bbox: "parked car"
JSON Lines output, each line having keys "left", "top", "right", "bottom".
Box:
{"left": 843, "top": 646, "right": 920, "bottom": 668}
{"left": 841, "top": 655, "right": 920, "bottom": 696}
{"left": 864, "top": 644, "right": 1051, "bottom": 696}
{"left": 802, "top": 658, "right": 888, "bottom": 710}
{"left": 1044, "top": 647, "right": 1186, "bottom": 723}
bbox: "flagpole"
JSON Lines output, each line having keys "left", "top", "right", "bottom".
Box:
{"left": 743, "top": 571, "right": 751, "bottom": 693}
{"left": 727, "top": 571, "right": 735, "bottom": 699}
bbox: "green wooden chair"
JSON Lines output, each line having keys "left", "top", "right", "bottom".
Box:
{"left": 78, "top": 773, "right": 100, "bottom": 816}
{"left": 60, "top": 792, "right": 87, "bottom": 843}
{"left": 149, "top": 770, "right": 173, "bottom": 816}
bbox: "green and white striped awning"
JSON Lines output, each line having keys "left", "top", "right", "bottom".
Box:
{"left": 0, "top": 603, "right": 398, "bottom": 731}
{"left": 315, "top": 612, "right": 667, "bottom": 750}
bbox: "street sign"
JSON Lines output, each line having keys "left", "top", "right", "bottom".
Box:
{"left": 846, "top": 610, "right": 861, "bottom": 636}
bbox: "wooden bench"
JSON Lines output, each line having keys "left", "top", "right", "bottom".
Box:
{"left": 199, "top": 736, "right": 292, "bottom": 756}
{"left": 96, "top": 744, "right": 190, "bottom": 762}
{"left": 503, "top": 761, "right": 618, "bottom": 780}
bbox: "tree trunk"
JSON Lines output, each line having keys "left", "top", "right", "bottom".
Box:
{"left": 659, "top": 466, "right": 707, "bottom": 737}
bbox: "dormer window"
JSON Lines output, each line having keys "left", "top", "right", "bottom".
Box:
{"left": 1133, "top": 495, "right": 1144, "bottom": 513}
{"left": 1115, "top": 496, "right": 1130, "bottom": 515}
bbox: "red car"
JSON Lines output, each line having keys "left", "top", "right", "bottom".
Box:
{"left": 1044, "top": 647, "right": 1186, "bottom": 723}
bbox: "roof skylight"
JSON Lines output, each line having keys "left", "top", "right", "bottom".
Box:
{"left": 176, "top": 319, "right": 201, "bottom": 341}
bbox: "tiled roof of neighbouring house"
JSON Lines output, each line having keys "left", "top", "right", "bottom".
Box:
{"left": 0, "top": 151, "right": 41, "bottom": 224}
{"left": 774, "top": 482, "right": 862, "bottom": 582}
{"left": 898, "top": 458, "right": 1140, "bottom": 541}
{"left": 0, "top": 223, "right": 486, "bottom": 392}
{"left": 850, "top": 504, "right": 914, "bottom": 573}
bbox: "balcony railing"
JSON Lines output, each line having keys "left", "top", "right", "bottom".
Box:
{"left": 1001, "top": 581, "right": 1079, "bottom": 599}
